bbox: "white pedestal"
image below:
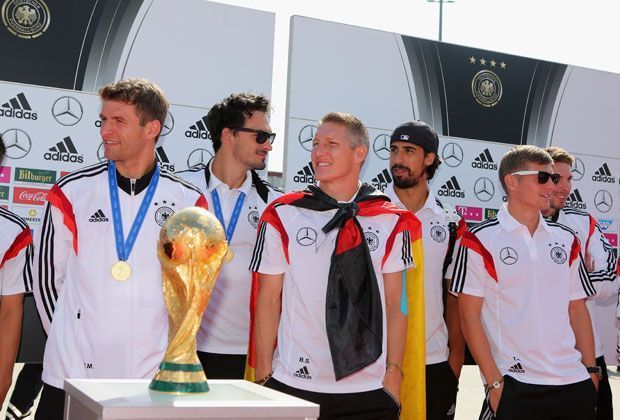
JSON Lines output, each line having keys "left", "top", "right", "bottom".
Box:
{"left": 63, "top": 379, "right": 320, "bottom": 420}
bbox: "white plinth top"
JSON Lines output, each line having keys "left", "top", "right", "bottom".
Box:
{"left": 63, "top": 379, "right": 320, "bottom": 418}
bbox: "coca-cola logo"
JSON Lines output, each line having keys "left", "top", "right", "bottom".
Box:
{"left": 13, "top": 187, "right": 49, "bottom": 205}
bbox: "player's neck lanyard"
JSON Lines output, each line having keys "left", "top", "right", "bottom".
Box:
{"left": 108, "top": 160, "right": 160, "bottom": 262}
{"left": 210, "top": 188, "right": 246, "bottom": 244}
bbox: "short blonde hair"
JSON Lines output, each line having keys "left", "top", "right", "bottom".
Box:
{"left": 319, "top": 112, "right": 369, "bottom": 150}
{"left": 499, "top": 145, "right": 552, "bottom": 191}
{"left": 544, "top": 146, "right": 574, "bottom": 166}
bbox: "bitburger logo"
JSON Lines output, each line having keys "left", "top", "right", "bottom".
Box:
{"left": 185, "top": 114, "right": 210, "bottom": 139}
{"left": 438, "top": 176, "right": 465, "bottom": 198}
{"left": 44, "top": 136, "right": 83, "bottom": 163}
{"left": 293, "top": 162, "right": 315, "bottom": 184}
{"left": 0, "top": 92, "right": 37, "bottom": 120}
{"left": 1, "top": 0, "right": 50, "bottom": 39}
{"left": 471, "top": 149, "right": 497, "bottom": 170}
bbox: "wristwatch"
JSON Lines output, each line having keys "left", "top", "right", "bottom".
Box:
{"left": 586, "top": 366, "right": 602, "bottom": 379}
{"left": 486, "top": 377, "right": 504, "bottom": 391}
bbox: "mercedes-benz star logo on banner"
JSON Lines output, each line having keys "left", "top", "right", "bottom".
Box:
{"left": 186, "top": 148, "right": 213, "bottom": 169}
{"left": 571, "top": 157, "right": 585, "bottom": 181}
{"left": 97, "top": 142, "right": 106, "bottom": 162}
{"left": 372, "top": 134, "right": 390, "bottom": 160}
{"left": 298, "top": 125, "right": 316, "bottom": 152}
{"left": 441, "top": 143, "right": 464, "bottom": 167}
{"left": 160, "top": 111, "right": 174, "bottom": 136}
{"left": 474, "top": 177, "right": 495, "bottom": 202}
{"left": 52, "top": 96, "right": 83, "bottom": 126}
{"left": 2, "top": 128, "right": 32, "bottom": 159}
{"left": 296, "top": 227, "right": 317, "bottom": 246}
{"left": 500, "top": 247, "right": 518, "bottom": 265}
{"left": 594, "top": 190, "right": 613, "bottom": 213}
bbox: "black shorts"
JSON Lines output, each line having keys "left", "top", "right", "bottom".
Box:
{"left": 426, "top": 361, "right": 459, "bottom": 419}
{"left": 197, "top": 351, "right": 246, "bottom": 379}
{"left": 479, "top": 375, "right": 597, "bottom": 420}
{"left": 265, "top": 377, "right": 400, "bottom": 420}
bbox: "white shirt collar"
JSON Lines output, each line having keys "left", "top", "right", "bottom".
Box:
{"left": 208, "top": 159, "right": 253, "bottom": 196}
{"left": 497, "top": 203, "right": 551, "bottom": 233}
{"left": 384, "top": 183, "right": 443, "bottom": 215}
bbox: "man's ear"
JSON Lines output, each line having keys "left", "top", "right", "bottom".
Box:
{"left": 424, "top": 152, "right": 436, "bottom": 166}
{"left": 355, "top": 145, "right": 368, "bottom": 164}
{"left": 220, "top": 127, "right": 235, "bottom": 148}
{"left": 145, "top": 119, "right": 162, "bottom": 140}
{"left": 504, "top": 173, "right": 519, "bottom": 192}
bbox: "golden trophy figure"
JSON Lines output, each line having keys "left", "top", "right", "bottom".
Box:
{"left": 149, "top": 207, "right": 227, "bottom": 393}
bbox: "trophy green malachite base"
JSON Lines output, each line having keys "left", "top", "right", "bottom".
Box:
{"left": 149, "top": 362, "right": 209, "bottom": 394}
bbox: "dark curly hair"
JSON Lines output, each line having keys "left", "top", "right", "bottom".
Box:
{"left": 207, "top": 93, "right": 270, "bottom": 152}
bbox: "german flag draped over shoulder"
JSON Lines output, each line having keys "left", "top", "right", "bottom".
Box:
{"left": 245, "top": 184, "right": 426, "bottom": 419}
{"left": 401, "top": 233, "right": 426, "bottom": 420}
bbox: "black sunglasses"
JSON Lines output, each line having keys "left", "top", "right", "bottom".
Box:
{"left": 510, "top": 170, "right": 560, "bottom": 185}
{"left": 234, "top": 127, "right": 276, "bottom": 144}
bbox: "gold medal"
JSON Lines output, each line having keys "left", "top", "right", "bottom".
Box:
{"left": 111, "top": 261, "right": 132, "bottom": 281}
{"left": 223, "top": 248, "right": 234, "bottom": 263}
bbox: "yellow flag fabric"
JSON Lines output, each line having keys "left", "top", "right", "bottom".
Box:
{"left": 400, "top": 236, "right": 426, "bottom": 420}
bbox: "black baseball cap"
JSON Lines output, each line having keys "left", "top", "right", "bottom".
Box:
{"left": 390, "top": 120, "right": 439, "bottom": 155}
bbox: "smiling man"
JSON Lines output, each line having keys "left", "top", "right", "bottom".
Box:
{"left": 250, "top": 112, "right": 422, "bottom": 419}
{"left": 542, "top": 146, "right": 618, "bottom": 420}
{"left": 178, "top": 93, "right": 282, "bottom": 379}
{"left": 452, "top": 145, "right": 598, "bottom": 420}
{"left": 33, "top": 78, "right": 207, "bottom": 420}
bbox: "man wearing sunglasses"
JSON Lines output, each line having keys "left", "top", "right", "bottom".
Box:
{"left": 541, "top": 147, "right": 618, "bottom": 420}
{"left": 452, "top": 145, "right": 598, "bottom": 420}
{"left": 178, "top": 93, "right": 281, "bottom": 379}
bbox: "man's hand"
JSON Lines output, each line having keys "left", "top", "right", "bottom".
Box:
{"left": 448, "top": 350, "right": 464, "bottom": 379}
{"left": 589, "top": 372, "right": 600, "bottom": 391}
{"left": 488, "top": 383, "right": 504, "bottom": 413}
{"left": 383, "top": 365, "right": 402, "bottom": 404}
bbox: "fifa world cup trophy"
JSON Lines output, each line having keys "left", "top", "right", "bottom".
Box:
{"left": 149, "top": 207, "right": 227, "bottom": 393}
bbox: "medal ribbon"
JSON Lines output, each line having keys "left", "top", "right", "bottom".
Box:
{"left": 108, "top": 160, "right": 160, "bottom": 262}
{"left": 211, "top": 189, "right": 246, "bottom": 244}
